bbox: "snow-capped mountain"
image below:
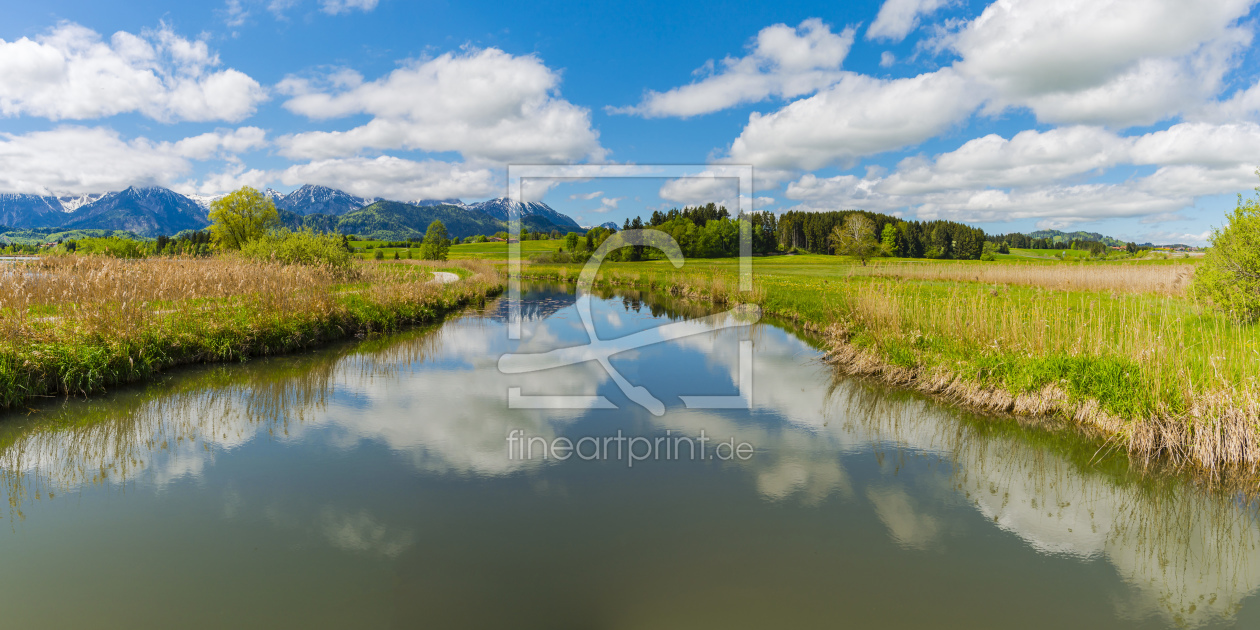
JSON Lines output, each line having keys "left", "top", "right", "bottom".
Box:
{"left": 0, "top": 193, "right": 66, "bottom": 228}
{"left": 61, "top": 186, "right": 209, "bottom": 236}
{"left": 57, "top": 193, "right": 104, "bottom": 212}
{"left": 597, "top": 221, "right": 618, "bottom": 230}
{"left": 184, "top": 187, "right": 363, "bottom": 215}
{"left": 276, "top": 184, "right": 378, "bottom": 216}
{"left": 185, "top": 193, "right": 225, "bottom": 210}
{"left": 0, "top": 185, "right": 587, "bottom": 240}
{"left": 467, "top": 198, "right": 582, "bottom": 230}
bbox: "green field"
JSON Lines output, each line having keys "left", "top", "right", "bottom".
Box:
{"left": 448, "top": 240, "right": 570, "bottom": 260}
{"left": 348, "top": 239, "right": 571, "bottom": 260}
{"left": 498, "top": 250, "right": 1258, "bottom": 474}
{"left": 996, "top": 248, "right": 1197, "bottom": 262}
{"left": 999, "top": 247, "right": 1094, "bottom": 260}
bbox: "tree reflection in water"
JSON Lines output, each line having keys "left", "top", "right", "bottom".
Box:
{"left": 0, "top": 289, "right": 1257, "bottom": 628}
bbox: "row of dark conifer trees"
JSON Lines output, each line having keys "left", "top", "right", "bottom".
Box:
{"left": 616, "top": 203, "right": 989, "bottom": 260}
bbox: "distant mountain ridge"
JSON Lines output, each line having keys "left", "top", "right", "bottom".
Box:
{"left": 61, "top": 187, "right": 209, "bottom": 236}
{"left": 186, "top": 185, "right": 375, "bottom": 216}
{"left": 469, "top": 198, "right": 582, "bottom": 231}
{"left": 276, "top": 184, "right": 378, "bottom": 216}
{"left": 0, "top": 193, "right": 64, "bottom": 229}
{"left": 302, "top": 201, "right": 503, "bottom": 241}
{"left": 994, "top": 229, "right": 1198, "bottom": 250}
{"left": 994, "top": 229, "right": 1131, "bottom": 248}
{"left": 0, "top": 185, "right": 585, "bottom": 239}
{"left": 57, "top": 194, "right": 103, "bottom": 212}
{"left": 279, "top": 199, "right": 584, "bottom": 240}
{"left": 1025, "top": 229, "right": 1123, "bottom": 246}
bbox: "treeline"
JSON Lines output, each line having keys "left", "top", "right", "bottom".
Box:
{"left": 987, "top": 232, "right": 1142, "bottom": 255}
{"left": 987, "top": 233, "right": 1072, "bottom": 250}
{"left": 613, "top": 204, "right": 986, "bottom": 260}
{"left": 41, "top": 230, "right": 218, "bottom": 258}
{"left": 777, "top": 211, "right": 987, "bottom": 260}
{"left": 985, "top": 233, "right": 1090, "bottom": 250}
{"left": 155, "top": 230, "right": 215, "bottom": 256}
{"left": 614, "top": 203, "right": 778, "bottom": 259}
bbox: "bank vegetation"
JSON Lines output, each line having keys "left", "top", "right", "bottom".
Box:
{"left": 0, "top": 253, "right": 501, "bottom": 410}
{"left": 520, "top": 256, "right": 1260, "bottom": 481}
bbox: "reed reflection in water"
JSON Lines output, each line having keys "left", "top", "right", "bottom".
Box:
{"left": 0, "top": 287, "right": 1257, "bottom": 628}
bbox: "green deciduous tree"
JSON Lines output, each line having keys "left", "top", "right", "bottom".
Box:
{"left": 981, "top": 241, "right": 998, "bottom": 261}
{"left": 419, "top": 220, "right": 451, "bottom": 261}
{"left": 829, "top": 214, "right": 880, "bottom": 266}
{"left": 880, "top": 223, "right": 898, "bottom": 257}
{"left": 208, "top": 187, "right": 279, "bottom": 250}
{"left": 1194, "top": 180, "right": 1260, "bottom": 321}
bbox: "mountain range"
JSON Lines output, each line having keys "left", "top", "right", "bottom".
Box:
{"left": 0, "top": 185, "right": 583, "bottom": 240}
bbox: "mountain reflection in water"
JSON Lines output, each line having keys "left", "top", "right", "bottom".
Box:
{"left": 0, "top": 286, "right": 1257, "bottom": 629}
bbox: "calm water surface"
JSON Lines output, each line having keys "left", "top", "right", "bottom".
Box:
{"left": 1, "top": 286, "right": 1258, "bottom": 629}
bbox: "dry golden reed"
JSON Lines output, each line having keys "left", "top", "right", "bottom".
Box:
{"left": 0, "top": 255, "right": 503, "bottom": 408}
{"left": 1, "top": 255, "right": 342, "bottom": 343}
{"left": 849, "top": 260, "right": 1197, "bottom": 296}
{"left": 523, "top": 258, "right": 1260, "bottom": 477}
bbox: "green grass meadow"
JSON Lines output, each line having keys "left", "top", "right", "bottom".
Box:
{"left": 499, "top": 250, "right": 1258, "bottom": 469}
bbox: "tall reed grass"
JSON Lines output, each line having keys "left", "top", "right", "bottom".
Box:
{"left": 0, "top": 256, "right": 502, "bottom": 409}
{"left": 848, "top": 260, "right": 1197, "bottom": 296}
{"left": 522, "top": 259, "right": 1260, "bottom": 475}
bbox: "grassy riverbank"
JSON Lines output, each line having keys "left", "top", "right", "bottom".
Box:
{"left": 517, "top": 254, "right": 1260, "bottom": 476}
{"left": 0, "top": 256, "right": 502, "bottom": 410}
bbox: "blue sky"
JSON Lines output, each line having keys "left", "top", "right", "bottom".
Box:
{"left": 3, "top": 0, "right": 1260, "bottom": 243}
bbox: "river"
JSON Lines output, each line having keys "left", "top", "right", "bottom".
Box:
{"left": 0, "top": 284, "right": 1257, "bottom": 628}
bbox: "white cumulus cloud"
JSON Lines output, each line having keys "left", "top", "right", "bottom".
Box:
{"left": 0, "top": 125, "right": 267, "bottom": 196}
{"left": 0, "top": 22, "right": 267, "bottom": 122}
{"left": 1193, "top": 77, "right": 1260, "bottom": 122}
{"left": 782, "top": 120, "right": 1260, "bottom": 239}
{"left": 277, "top": 47, "right": 604, "bottom": 163}
{"left": 659, "top": 175, "right": 740, "bottom": 205}
{"left": 867, "top": 0, "right": 952, "bottom": 43}
{"left": 610, "top": 19, "right": 855, "bottom": 118}
{"left": 717, "top": 0, "right": 1260, "bottom": 176}
{"left": 178, "top": 163, "right": 276, "bottom": 196}
{"left": 950, "top": 0, "right": 1255, "bottom": 127}
{"left": 223, "top": 0, "right": 250, "bottom": 27}
{"left": 878, "top": 126, "right": 1132, "bottom": 195}
{"left": 171, "top": 127, "right": 268, "bottom": 160}
{"left": 585, "top": 197, "right": 625, "bottom": 214}
{"left": 728, "top": 67, "right": 983, "bottom": 170}
{"left": 278, "top": 156, "right": 499, "bottom": 201}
